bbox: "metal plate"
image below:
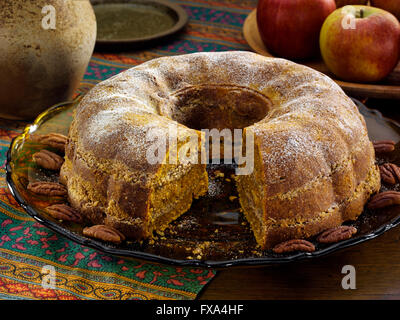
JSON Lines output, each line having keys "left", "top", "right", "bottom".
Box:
{"left": 91, "top": 0, "right": 188, "bottom": 46}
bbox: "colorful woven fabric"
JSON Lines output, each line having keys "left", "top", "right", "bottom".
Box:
{"left": 0, "top": 0, "right": 256, "bottom": 300}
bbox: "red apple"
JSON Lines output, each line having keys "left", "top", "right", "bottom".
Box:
{"left": 335, "top": 0, "right": 368, "bottom": 8}
{"left": 371, "top": 0, "right": 400, "bottom": 20}
{"left": 320, "top": 5, "right": 400, "bottom": 82}
{"left": 257, "top": 0, "right": 336, "bottom": 60}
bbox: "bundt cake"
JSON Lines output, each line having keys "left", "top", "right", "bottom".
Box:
{"left": 60, "top": 51, "right": 381, "bottom": 250}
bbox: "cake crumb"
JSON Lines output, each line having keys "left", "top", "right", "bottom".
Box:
{"left": 214, "top": 170, "right": 224, "bottom": 178}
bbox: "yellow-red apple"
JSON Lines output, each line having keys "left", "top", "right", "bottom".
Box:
{"left": 257, "top": 0, "right": 336, "bottom": 60}
{"left": 320, "top": 5, "right": 400, "bottom": 82}
{"left": 371, "top": 0, "right": 400, "bottom": 20}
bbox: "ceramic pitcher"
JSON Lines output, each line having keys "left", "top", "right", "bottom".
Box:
{"left": 0, "top": 0, "right": 97, "bottom": 119}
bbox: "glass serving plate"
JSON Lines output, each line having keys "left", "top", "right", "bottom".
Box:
{"left": 6, "top": 98, "right": 400, "bottom": 268}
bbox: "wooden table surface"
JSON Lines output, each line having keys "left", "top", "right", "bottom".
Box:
{"left": 200, "top": 98, "right": 400, "bottom": 300}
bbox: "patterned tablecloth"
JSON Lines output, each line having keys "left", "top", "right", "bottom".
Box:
{"left": 0, "top": 0, "right": 256, "bottom": 300}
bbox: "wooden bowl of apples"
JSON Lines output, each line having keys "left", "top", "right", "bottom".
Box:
{"left": 244, "top": 0, "right": 400, "bottom": 99}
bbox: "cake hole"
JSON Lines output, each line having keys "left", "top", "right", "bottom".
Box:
{"left": 168, "top": 84, "right": 272, "bottom": 164}
{"left": 169, "top": 84, "right": 272, "bottom": 130}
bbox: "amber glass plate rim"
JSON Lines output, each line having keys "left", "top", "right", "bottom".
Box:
{"left": 6, "top": 98, "right": 400, "bottom": 268}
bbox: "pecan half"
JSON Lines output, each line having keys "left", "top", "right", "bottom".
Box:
{"left": 46, "top": 204, "right": 82, "bottom": 223}
{"left": 32, "top": 149, "right": 64, "bottom": 171}
{"left": 83, "top": 225, "right": 126, "bottom": 244}
{"left": 31, "top": 133, "right": 68, "bottom": 152}
{"left": 272, "top": 239, "right": 315, "bottom": 254}
{"left": 379, "top": 163, "right": 400, "bottom": 185}
{"left": 317, "top": 226, "right": 357, "bottom": 244}
{"left": 367, "top": 191, "right": 400, "bottom": 209}
{"left": 373, "top": 140, "right": 396, "bottom": 153}
{"left": 27, "top": 181, "right": 67, "bottom": 196}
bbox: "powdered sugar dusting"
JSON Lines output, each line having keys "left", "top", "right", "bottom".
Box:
{"left": 73, "top": 51, "right": 369, "bottom": 185}
{"left": 87, "top": 106, "right": 134, "bottom": 143}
